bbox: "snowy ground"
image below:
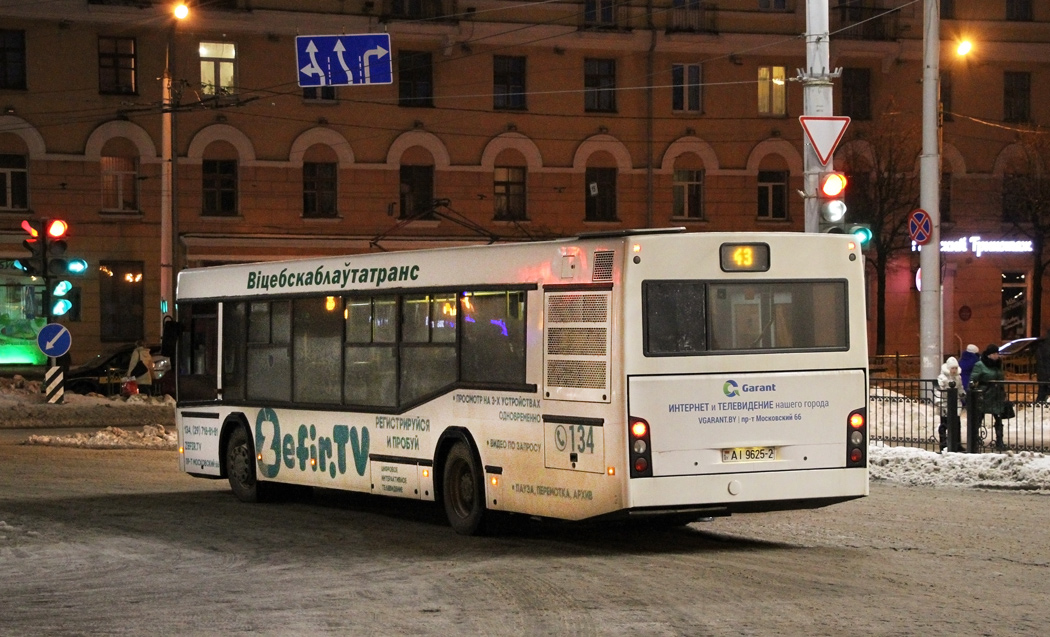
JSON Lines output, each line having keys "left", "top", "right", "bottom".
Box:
{"left": 3, "top": 374, "right": 1050, "bottom": 491}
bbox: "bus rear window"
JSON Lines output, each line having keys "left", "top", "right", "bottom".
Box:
{"left": 644, "top": 280, "right": 848, "bottom": 355}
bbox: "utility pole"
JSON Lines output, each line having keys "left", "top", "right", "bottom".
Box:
{"left": 919, "top": 0, "right": 942, "bottom": 381}
{"left": 801, "top": 0, "right": 839, "bottom": 232}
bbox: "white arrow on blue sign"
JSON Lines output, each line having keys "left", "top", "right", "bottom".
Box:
{"left": 296, "top": 34, "right": 392, "bottom": 87}
{"left": 37, "top": 323, "right": 71, "bottom": 358}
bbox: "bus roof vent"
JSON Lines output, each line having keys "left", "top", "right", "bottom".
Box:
{"left": 592, "top": 251, "right": 615, "bottom": 281}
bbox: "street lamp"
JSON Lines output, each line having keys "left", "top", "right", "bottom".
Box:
{"left": 160, "top": 3, "right": 188, "bottom": 322}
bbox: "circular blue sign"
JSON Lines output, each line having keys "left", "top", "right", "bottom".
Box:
{"left": 37, "top": 323, "right": 71, "bottom": 358}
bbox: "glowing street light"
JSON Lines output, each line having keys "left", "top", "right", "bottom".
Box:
{"left": 174, "top": 3, "right": 189, "bottom": 20}
{"left": 957, "top": 40, "right": 972, "bottom": 57}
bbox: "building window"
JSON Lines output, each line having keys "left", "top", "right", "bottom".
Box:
{"left": 202, "top": 159, "right": 238, "bottom": 216}
{"left": 303, "top": 86, "right": 336, "bottom": 102}
{"left": 493, "top": 56, "right": 526, "bottom": 111}
{"left": 494, "top": 166, "right": 526, "bottom": 220}
{"left": 673, "top": 170, "right": 704, "bottom": 220}
{"left": 199, "top": 41, "right": 236, "bottom": 96}
{"left": 398, "top": 51, "right": 433, "bottom": 107}
{"left": 672, "top": 64, "right": 702, "bottom": 113}
{"left": 1002, "top": 173, "right": 1028, "bottom": 223}
{"left": 757, "top": 66, "right": 786, "bottom": 116}
{"left": 757, "top": 170, "right": 788, "bottom": 220}
{"left": 0, "top": 30, "right": 25, "bottom": 90}
{"left": 1004, "top": 71, "right": 1030, "bottom": 123}
{"left": 841, "top": 68, "right": 871, "bottom": 121}
{"left": 940, "top": 172, "right": 952, "bottom": 223}
{"left": 98, "top": 37, "right": 136, "bottom": 95}
{"left": 99, "top": 261, "right": 144, "bottom": 342}
{"left": 101, "top": 156, "right": 138, "bottom": 212}
{"left": 0, "top": 154, "right": 28, "bottom": 209}
{"left": 941, "top": 0, "right": 955, "bottom": 20}
{"left": 400, "top": 165, "right": 434, "bottom": 219}
{"left": 585, "top": 167, "right": 617, "bottom": 221}
{"left": 1001, "top": 272, "right": 1027, "bottom": 341}
{"left": 941, "top": 70, "right": 953, "bottom": 122}
{"left": 584, "top": 0, "right": 618, "bottom": 27}
{"left": 584, "top": 58, "right": 616, "bottom": 112}
{"left": 303, "top": 162, "right": 337, "bottom": 218}
{"left": 759, "top": 0, "right": 787, "bottom": 9}
{"left": 1006, "top": 0, "right": 1032, "bottom": 21}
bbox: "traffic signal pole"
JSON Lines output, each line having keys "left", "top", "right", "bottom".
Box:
{"left": 802, "top": 0, "right": 836, "bottom": 233}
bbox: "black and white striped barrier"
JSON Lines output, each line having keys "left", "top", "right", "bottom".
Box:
{"left": 44, "top": 366, "right": 64, "bottom": 404}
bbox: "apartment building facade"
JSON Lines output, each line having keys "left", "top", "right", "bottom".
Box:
{"left": 0, "top": 0, "right": 1047, "bottom": 364}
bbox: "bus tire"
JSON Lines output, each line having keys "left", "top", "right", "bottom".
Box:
{"left": 226, "top": 426, "right": 271, "bottom": 503}
{"left": 442, "top": 441, "right": 486, "bottom": 535}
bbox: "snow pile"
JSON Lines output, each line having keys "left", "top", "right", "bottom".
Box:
{"left": 868, "top": 442, "right": 1050, "bottom": 490}
{"left": 23, "top": 425, "right": 177, "bottom": 450}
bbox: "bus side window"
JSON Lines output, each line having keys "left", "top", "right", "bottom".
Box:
{"left": 246, "top": 300, "right": 292, "bottom": 402}
{"left": 178, "top": 302, "right": 219, "bottom": 402}
{"left": 461, "top": 290, "right": 526, "bottom": 386}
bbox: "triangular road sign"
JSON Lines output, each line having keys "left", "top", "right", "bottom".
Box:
{"left": 799, "top": 116, "right": 851, "bottom": 165}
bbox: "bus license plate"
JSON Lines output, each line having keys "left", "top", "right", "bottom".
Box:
{"left": 722, "top": 446, "right": 776, "bottom": 463}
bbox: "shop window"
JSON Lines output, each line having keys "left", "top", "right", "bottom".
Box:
{"left": 1001, "top": 272, "right": 1027, "bottom": 341}
{"left": 99, "top": 261, "right": 144, "bottom": 342}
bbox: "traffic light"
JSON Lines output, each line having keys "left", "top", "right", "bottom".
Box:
{"left": 45, "top": 218, "right": 70, "bottom": 276}
{"left": 818, "top": 172, "right": 848, "bottom": 233}
{"left": 849, "top": 224, "right": 873, "bottom": 247}
{"left": 15, "top": 219, "right": 45, "bottom": 275}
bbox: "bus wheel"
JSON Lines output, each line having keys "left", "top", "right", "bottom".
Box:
{"left": 443, "top": 441, "right": 486, "bottom": 535}
{"left": 226, "top": 426, "right": 268, "bottom": 503}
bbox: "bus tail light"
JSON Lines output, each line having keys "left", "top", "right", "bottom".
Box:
{"left": 846, "top": 408, "right": 866, "bottom": 468}
{"left": 629, "top": 416, "right": 653, "bottom": 478}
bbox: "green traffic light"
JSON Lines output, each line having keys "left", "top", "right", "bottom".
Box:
{"left": 52, "top": 299, "right": 73, "bottom": 316}
{"left": 67, "top": 259, "right": 89, "bottom": 274}
{"left": 53, "top": 280, "right": 72, "bottom": 296}
{"left": 850, "top": 225, "right": 873, "bottom": 245}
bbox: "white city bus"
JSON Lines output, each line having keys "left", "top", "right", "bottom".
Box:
{"left": 175, "top": 229, "right": 869, "bottom": 534}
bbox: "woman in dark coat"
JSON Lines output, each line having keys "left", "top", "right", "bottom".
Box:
{"left": 969, "top": 344, "right": 1006, "bottom": 451}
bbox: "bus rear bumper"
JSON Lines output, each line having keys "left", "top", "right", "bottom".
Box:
{"left": 625, "top": 467, "right": 869, "bottom": 515}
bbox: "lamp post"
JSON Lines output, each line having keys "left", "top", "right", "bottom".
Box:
{"left": 160, "top": 3, "right": 188, "bottom": 323}
{"left": 919, "top": 0, "right": 941, "bottom": 382}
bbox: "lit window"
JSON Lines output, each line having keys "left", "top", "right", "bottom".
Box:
{"left": 200, "top": 41, "right": 236, "bottom": 96}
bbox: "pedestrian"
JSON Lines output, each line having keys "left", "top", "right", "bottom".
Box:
{"left": 959, "top": 343, "right": 980, "bottom": 391}
{"left": 935, "top": 356, "right": 965, "bottom": 452}
{"left": 1036, "top": 330, "right": 1050, "bottom": 402}
{"left": 126, "top": 340, "right": 155, "bottom": 396}
{"left": 969, "top": 343, "right": 1007, "bottom": 451}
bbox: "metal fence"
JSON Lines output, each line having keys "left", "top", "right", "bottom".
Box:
{"left": 869, "top": 378, "right": 1050, "bottom": 452}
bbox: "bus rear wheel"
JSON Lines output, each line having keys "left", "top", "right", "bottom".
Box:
{"left": 443, "top": 441, "right": 486, "bottom": 535}
{"left": 226, "top": 426, "right": 269, "bottom": 503}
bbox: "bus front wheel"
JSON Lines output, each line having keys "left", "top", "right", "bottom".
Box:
{"left": 442, "top": 441, "right": 486, "bottom": 535}
{"left": 226, "top": 426, "right": 270, "bottom": 503}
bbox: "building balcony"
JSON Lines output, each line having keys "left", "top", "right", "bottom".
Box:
{"left": 666, "top": 2, "right": 718, "bottom": 35}
{"left": 831, "top": 3, "right": 900, "bottom": 41}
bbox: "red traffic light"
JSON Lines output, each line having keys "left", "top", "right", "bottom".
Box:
{"left": 46, "top": 219, "right": 68, "bottom": 239}
{"left": 21, "top": 219, "right": 40, "bottom": 238}
{"left": 820, "top": 172, "right": 848, "bottom": 197}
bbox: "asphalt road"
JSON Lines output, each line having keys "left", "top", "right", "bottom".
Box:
{"left": 1, "top": 432, "right": 1048, "bottom": 636}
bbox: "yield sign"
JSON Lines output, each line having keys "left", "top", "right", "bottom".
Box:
{"left": 799, "top": 116, "right": 851, "bottom": 165}
{"left": 909, "top": 209, "right": 933, "bottom": 245}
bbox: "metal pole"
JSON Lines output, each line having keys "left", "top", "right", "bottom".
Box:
{"left": 919, "top": 0, "right": 942, "bottom": 381}
{"left": 802, "top": 0, "right": 835, "bottom": 232}
{"left": 160, "top": 25, "right": 174, "bottom": 324}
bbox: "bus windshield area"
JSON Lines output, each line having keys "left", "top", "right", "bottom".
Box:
{"left": 643, "top": 279, "right": 848, "bottom": 355}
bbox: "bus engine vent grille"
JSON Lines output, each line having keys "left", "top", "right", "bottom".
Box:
{"left": 544, "top": 290, "right": 612, "bottom": 403}
{"left": 547, "top": 360, "right": 607, "bottom": 389}
{"left": 546, "top": 294, "right": 608, "bottom": 323}
{"left": 592, "top": 251, "right": 615, "bottom": 281}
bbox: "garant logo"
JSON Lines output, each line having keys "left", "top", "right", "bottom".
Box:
{"left": 255, "top": 407, "right": 369, "bottom": 479}
{"left": 723, "top": 380, "right": 740, "bottom": 397}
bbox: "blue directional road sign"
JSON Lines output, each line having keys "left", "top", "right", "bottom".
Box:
{"left": 296, "top": 34, "right": 392, "bottom": 87}
{"left": 37, "top": 323, "right": 71, "bottom": 358}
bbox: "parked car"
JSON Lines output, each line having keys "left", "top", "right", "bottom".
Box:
{"left": 64, "top": 344, "right": 170, "bottom": 396}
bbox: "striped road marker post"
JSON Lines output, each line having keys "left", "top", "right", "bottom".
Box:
{"left": 44, "top": 364, "right": 64, "bottom": 404}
